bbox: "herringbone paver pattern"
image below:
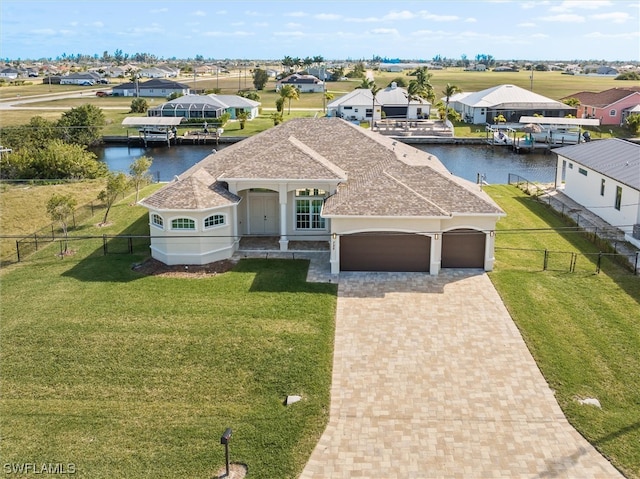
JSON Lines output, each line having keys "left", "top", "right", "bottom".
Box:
{"left": 300, "top": 271, "right": 623, "bottom": 478}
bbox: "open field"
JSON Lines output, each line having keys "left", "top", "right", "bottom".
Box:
{"left": 1, "top": 69, "right": 637, "bottom": 133}
{"left": 1, "top": 181, "right": 638, "bottom": 477}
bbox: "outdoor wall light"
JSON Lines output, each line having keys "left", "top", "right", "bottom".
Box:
{"left": 434, "top": 233, "right": 439, "bottom": 240}
{"left": 490, "top": 231, "right": 495, "bottom": 237}
{"left": 332, "top": 233, "right": 337, "bottom": 240}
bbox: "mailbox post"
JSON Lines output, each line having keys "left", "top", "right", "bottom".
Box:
{"left": 220, "top": 428, "right": 232, "bottom": 477}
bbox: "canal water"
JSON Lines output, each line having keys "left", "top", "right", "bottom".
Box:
{"left": 95, "top": 142, "right": 557, "bottom": 185}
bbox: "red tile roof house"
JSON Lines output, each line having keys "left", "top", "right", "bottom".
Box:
{"left": 139, "top": 118, "right": 505, "bottom": 275}
{"left": 562, "top": 87, "right": 640, "bottom": 126}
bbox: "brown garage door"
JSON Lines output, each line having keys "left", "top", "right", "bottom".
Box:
{"left": 441, "top": 229, "right": 485, "bottom": 268}
{"left": 340, "top": 233, "right": 430, "bottom": 272}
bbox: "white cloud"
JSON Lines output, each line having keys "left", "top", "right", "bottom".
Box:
{"left": 315, "top": 13, "right": 342, "bottom": 21}
{"left": 549, "top": 1, "right": 611, "bottom": 13}
{"left": 344, "top": 16, "right": 380, "bottom": 23}
{"left": 274, "top": 31, "right": 305, "bottom": 37}
{"left": 584, "top": 30, "right": 640, "bottom": 40}
{"left": 253, "top": 22, "right": 268, "bottom": 27}
{"left": 465, "top": 17, "right": 477, "bottom": 23}
{"left": 518, "top": 22, "right": 537, "bottom": 27}
{"left": 286, "top": 11, "right": 307, "bottom": 17}
{"left": 286, "top": 22, "right": 302, "bottom": 28}
{"left": 590, "top": 12, "right": 632, "bottom": 23}
{"left": 216, "top": 10, "right": 227, "bottom": 15}
{"left": 369, "top": 28, "right": 399, "bottom": 35}
{"left": 531, "top": 33, "right": 549, "bottom": 38}
{"left": 244, "top": 10, "right": 261, "bottom": 16}
{"left": 193, "top": 10, "right": 206, "bottom": 17}
{"left": 383, "top": 10, "right": 415, "bottom": 21}
{"left": 90, "top": 22, "right": 104, "bottom": 28}
{"left": 31, "top": 28, "right": 55, "bottom": 35}
{"left": 417, "top": 11, "right": 459, "bottom": 21}
{"left": 538, "top": 13, "right": 586, "bottom": 22}
{"left": 231, "top": 22, "right": 245, "bottom": 26}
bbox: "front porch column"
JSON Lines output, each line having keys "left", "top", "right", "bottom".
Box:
{"left": 330, "top": 233, "right": 340, "bottom": 274}
{"left": 279, "top": 188, "right": 288, "bottom": 251}
{"left": 430, "top": 233, "right": 441, "bottom": 275}
{"left": 484, "top": 231, "right": 496, "bottom": 271}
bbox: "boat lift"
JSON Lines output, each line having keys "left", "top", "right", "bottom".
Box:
{"left": 122, "top": 117, "right": 184, "bottom": 147}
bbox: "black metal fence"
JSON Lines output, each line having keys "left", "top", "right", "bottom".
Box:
{"left": 508, "top": 173, "right": 639, "bottom": 274}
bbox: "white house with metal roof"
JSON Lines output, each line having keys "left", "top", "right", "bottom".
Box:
{"left": 450, "top": 84, "right": 575, "bottom": 124}
{"left": 554, "top": 139, "right": 640, "bottom": 247}
{"left": 328, "top": 83, "right": 431, "bottom": 122}
{"left": 139, "top": 118, "right": 504, "bottom": 274}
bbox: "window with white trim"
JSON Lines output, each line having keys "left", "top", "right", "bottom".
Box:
{"left": 204, "top": 214, "right": 225, "bottom": 229}
{"left": 609, "top": 109, "right": 616, "bottom": 117}
{"left": 151, "top": 214, "right": 164, "bottom": 229}
{"left": 171, "top": 218, "right": 195, "bottom": 230}
{"left": 295, "top": 189, "right": 326, "bottom": 230}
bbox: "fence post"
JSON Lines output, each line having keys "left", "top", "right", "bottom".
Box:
{"left": 576, "top": 214, "right": 580, "bottom": 227}
{"left": 543, "top": 249, "right": 548, "bottom": 270}
{"left": 103, "top": 234, "right": 107, "bottom": 255}
{"left": 16, "top": 240, "right": 20, "bottom": 262}
{"left": 51, "top": 224, "right": 55, "bottom": 239}
{"left": 635, "top": 252, "right": 639, "bottom": 276}
{"left": 128, "top": 236, "right": 133, "bottom": 254}
{"left": 596, "top": 252, "right": 602, "bottom": 274}
{"left": 34, "top": 233, "right": 38, "bottom": 251}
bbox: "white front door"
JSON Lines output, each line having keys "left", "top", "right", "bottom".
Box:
{"left": 249, "top": 193, "right": 279, "bottom": 235}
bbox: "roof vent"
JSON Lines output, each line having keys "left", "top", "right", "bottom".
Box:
{"left": 391, "top": 82, "right": 397, "bottom": 89}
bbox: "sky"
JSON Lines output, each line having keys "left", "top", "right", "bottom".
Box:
{"left": 1, "top": 0, "right": 639, "bottom": 62}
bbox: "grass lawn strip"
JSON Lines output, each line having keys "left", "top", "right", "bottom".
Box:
{"left": 486, "top": 185, "right": 640, "bottom": 479}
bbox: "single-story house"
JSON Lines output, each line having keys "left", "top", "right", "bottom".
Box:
{"left": 561, "top": 87, "right": 640, "bottom": 125}
{"left": 554, "top": 139, "right": 640, "bottom": 247}
{"left": 276, "top": 73, "right": 324, "bottom": 93}
{"left": 147, "top": 94, "right": 260, "bottom": 120}
{"left": 59, "top": 72, "right": 103, "bottom": 85}
{"left": 0, "top": 68, "right": 20, "bottom": 79}
{"left": 139, "top": 67, "right": 172, "bottom": 78}
{"left": 376, "top": 82, "right": 431, "bottom": 119}
{"left": 111, "top": 78, "right": 190, "bottom": 97}
{"left": 139, "top": 118, "right": 505, "bottom": 274}
{"left": 450, "top": 84, "right": 576, "bottom": 124}
{"left": 327, "top": 83, "right": 431, "bottom": 121}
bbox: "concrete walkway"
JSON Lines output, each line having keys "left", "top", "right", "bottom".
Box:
{"left": 300, "top": 270, "right": 623, "bottom": 478}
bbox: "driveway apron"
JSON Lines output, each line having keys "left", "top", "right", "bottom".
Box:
{"left": 300, "top": 270, "right": 623, "bottom": 478}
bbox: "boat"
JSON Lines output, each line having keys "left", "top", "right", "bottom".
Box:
{"left": 531, "top": 126, "right": 580, "bottom": 145}
{"left": 137, "top": 126, "right": 176, "bottom": 143}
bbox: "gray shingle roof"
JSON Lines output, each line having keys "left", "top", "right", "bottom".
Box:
{"left": 553, "top": 139, "right": 640, "bottom": 190}
{"left": 141, "top": 118, "right": 503, "bottom": 217}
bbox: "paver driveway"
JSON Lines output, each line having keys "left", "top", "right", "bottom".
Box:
{"left": 300, "top": 270, "right": 623, "bottom": 479}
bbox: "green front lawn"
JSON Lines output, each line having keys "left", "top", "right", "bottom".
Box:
{"left": 0, "top": 185, "right": 338, "bottom": 479}
{"left": 486, "top": 185, "right": 640, "bottom": 479}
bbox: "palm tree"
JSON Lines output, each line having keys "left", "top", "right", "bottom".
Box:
{"left": 282, "top": 56, "right": 294, "bottom": 73}
{"left": 279, "top": 84, "right": 299, "bottom": 114}
{"left": 413, "top": 66, "right": 435, "bottom": 103}
{"left": 405, "top": 80, "right": 428, "bottom": 129}
{"left": 442, "top": 83, "right": 462, "bottom": 121}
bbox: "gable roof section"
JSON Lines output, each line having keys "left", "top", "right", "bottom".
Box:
{"left": 562, "top": 87, "right": 640, "bottom": 108}
{"left": 327, "top": 89, "right": 374, "bottom": 108}
{"left": 376, "top": 85, "right": 430, "bottom": 106}
{"left": 142, "top": 118, "right": 503, "bottom": 217}
{"left": 554, "top": 139, "right": 640, "bottom": 190}
{"left": 459, "top": 84, "right": 572, "bottom": 110}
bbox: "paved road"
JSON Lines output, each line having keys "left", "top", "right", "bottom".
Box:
{"left": 300, "top": 271, "right": 623, "bottom": 479}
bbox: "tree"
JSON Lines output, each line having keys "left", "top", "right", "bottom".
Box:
{"left": 279, "top": 84, "right": 299, "bottom": 114}
{"left": 236, "top": 111, "right": 249, "bottom": 130}
{"left": 238, "top": 90, "right": 261, "bottom": 101}
{"left": 626, "top": 114, "right": 640, "bottom": 134}
{"left": 270, "top": 111, "right": 283, "bottom": 126}
{"left": 129, "top": 155, "right": 153, "bottom": 203}
{"left": 130, "top": 98, "right": 148, "bottom": 113}
{"left": 282, "top": 56, "right": 294, "bottom": 72}
{"left": 404, "top": 80, "right": 429, "bottom": 129}
{"left": 358, "top": 79, "right": 381, "bottom": 123}
{"left": 563, "top": 97, "right": 581, "bottom": 108}
{"left": 442, "top": 83, "right": 462, "bottom": 117}
{"left": 252, "top": 68, "right": 269, "bottom": 90}
{"left": 413, "top": 67, "right": 435, "bottom": 103}
{"left": 47, "top": 193, "right": 77, "bottom": 253}
{"left": 57, "top": 104, "right": 106, "bottom": 147}
{"left": 388, "top": 76, "right": 407, "bottom": 87}
{"left": 98, "top": 172, "right": 128, "bottom": 225}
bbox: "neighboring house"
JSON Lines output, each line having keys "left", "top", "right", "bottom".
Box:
{"left": 139, "top": 118, "right": 505, "bottom": 274}
{"left": 276, "top": 73, "right": 324, "bottom": 92}
{"left": 327, "top": 89, "right": 379, "bottom": 121}
{"left": 597, "top": 66, "right": 618, "bottom": 75}
{"left": 139, "top": 67, "right": 171, "bottom": 78}
{"left": 148, "top": 94, "right": 260, "bottom": 120}
{"left": 157, "top": 65, "right": 180, "bottom": 77}
{"left": 554, "top": 139, "right": 640, "bottom": 248}
{"left": 306, "top": 67, "right": 330, "bottom": 81}
{"left": 376, "top": 82, "right": 431, "bottom": 119}
{"left": 450, "top": 84, "right": 575, "bottom": 124}
{"left": 327, "top": 83, "right": 431, "bottom": 121}
{"left": 0, "top": 68, "right": 19, "bottom": 79}
{"left": 112, "top": 78, "right": 190, "bottom": 97}
{"left": 59, "top": 72, "right": 103, "bottom": 85}
{"left": 561, "top": 87, "right": 640, "bottom": 125}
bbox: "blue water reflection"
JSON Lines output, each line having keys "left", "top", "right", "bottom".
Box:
{"left": 95, "top": 142, "right": 556, "bottom": 185}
